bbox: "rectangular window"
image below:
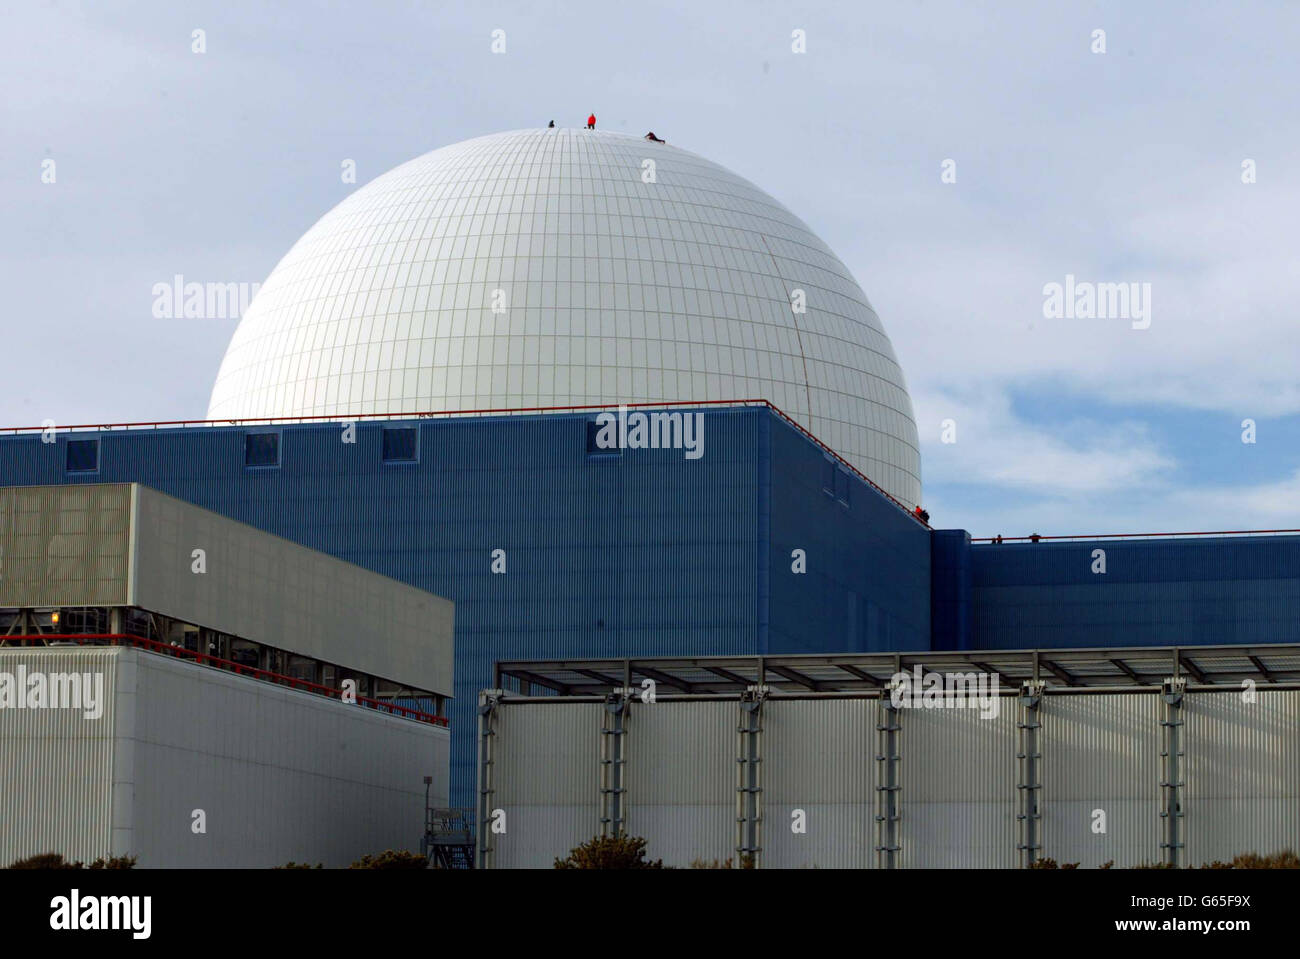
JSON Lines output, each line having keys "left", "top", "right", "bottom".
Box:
{"left": 66, "top": 439, "right": 99, "bottom": 473}
{"left": 244, "top": 432, "right": 280, "bottom": 468}
{"left": 821, "top": 456, "right": 835, "bottom": 496}
{"left": 382, "top": 426, "right": 419, "bottom": 463}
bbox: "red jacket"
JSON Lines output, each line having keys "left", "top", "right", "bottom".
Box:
{"left": 587, "top": 115, "right": 596, "bottom": 125}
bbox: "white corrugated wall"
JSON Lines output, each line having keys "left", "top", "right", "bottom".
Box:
{"left": 1, "top": 646, "right": 449, "bottom": 867}
{"left": 490, "top": 702, "right": 601, "bottom": 868}
{"left": 1183, "top": 689, "right": 1300, "bottom": 866}
{"left": 1040, "top": 693, "right": 1161, "bottom": 868}
{"left": 0, "top": 647, "right": 120, "bottom": 865}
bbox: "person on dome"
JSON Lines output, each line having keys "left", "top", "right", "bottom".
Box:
{"left": 586, "top": 113, "right": 596, "bottom": 129}
{"left": 644, "top": 131, "right": 664, "bottom": 142}
{"left": 548, "top": 120, "right": 555, "bottom": 128}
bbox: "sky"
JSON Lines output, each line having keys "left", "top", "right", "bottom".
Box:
{"left": 3, "top": 0, "right": 1298, "bottom": 537}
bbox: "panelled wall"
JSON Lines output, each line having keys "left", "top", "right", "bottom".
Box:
{"left": 483, "top": 688, "right": 1300, "bottom": 869}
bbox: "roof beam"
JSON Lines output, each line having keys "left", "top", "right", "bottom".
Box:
{"left": 574, "top": 668, "right": 625, "bottom": 688}
{"left": 1039, "top": 659, "right": 1076, "bottom": 687}
{"left": 1178, "top": 656, "right": 1207, "bottom": 685}
{"left": 765, "top": 664, "right": 823, "bottom": 691}
{"left": 834, "top": 663, "right": 882, "bottom": 687}
{"left": 504, "top": 669, "right": 571, "bottom": 694}
{"left": 1108, "top": 658, "right": 1143, "bottom": 684}
{"left": 634, "top": 665, "right": 695, "bottom": 693}
{"left": 1248, "top": 655, "right": 1276, "bottom": 683}
{"left": 705, "top": 665, "right": 755, "bottom": 687}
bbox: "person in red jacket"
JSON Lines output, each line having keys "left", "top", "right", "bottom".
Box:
{"left": 586, "top": 113, "right": 596, "bottom": 129}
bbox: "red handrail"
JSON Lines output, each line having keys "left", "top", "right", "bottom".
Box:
{"left": 0, "top": 633, "right": 447, "bottom": 726}
{"left": 972, "top": 529, "right": 1300, "bottom": 543}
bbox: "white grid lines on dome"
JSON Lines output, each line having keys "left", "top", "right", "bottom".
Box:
{"left": 209, "top": 129, "right": 920, "bottom": 507}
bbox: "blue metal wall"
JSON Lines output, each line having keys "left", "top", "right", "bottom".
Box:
{"left": 0, "top": 405, "right": 930, "bottom": 805}
{"left": 967, "top": 536, "right": 1300, "bottom": 649}
{"left": 766, "top": 416, "right": 931, "bottom": 653}
{"left": 930, "top": 529, "right": 973, "bottom": 650}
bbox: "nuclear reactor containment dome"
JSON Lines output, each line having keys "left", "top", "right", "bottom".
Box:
{"left": 208, "top": 128, "right": 921, "bottom": 507}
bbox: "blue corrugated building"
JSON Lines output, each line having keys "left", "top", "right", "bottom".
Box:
{"left": 0, "top": 404, "right": 934, "bottom": 804}
{"left": 4, "top": 404, "right": 1300, "bottom": 804}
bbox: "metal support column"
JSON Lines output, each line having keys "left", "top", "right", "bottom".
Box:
{"left": 1159, "top": 676, "right": 1186, "bottom": 868}
{"left": 600, "top": 687, "right": 632, "bottom": 838}
{"left": 735, "top": 684, "right": 768, "bottom": 868}
{"left": 875, "top": 686, "right": 902, "bottom": 868}
{"left": 475, "top": 689, "right": 501, "bottom": 869}
{"left": 1016, "top": 680, "right": 1045, "bottom": 867}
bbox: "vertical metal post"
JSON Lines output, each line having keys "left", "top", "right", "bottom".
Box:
{"left": 875, "top": 686, "right": 902, "bottom": 868}
{"left": 600, "top": 687, "right": 631, "bottom": 838}
{"left": 1159, "top": 676, "right": 1186, "bottom": 867}
{"left": 1016, "top": 681, "right": 1044, "bottom": 867}
{"left": 476, "top": 690, "right": 501, "bottom": 869}
{"left": 736, "top": 685, "right": 767, "bottom": 868}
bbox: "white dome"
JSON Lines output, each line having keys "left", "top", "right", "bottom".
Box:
{"left": 208, "top": 129, "right": 921, "bottom": 507}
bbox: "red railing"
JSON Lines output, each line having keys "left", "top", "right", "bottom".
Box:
{"left": 0, "top": 398, "right": 930, "bottom": 526}
{"left": 971, "top": 529, "right": 1300, "bottom": 544}
{"left": 0, "top": 633, "right": 447, "bottom": 726}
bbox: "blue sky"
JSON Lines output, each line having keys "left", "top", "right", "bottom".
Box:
{"left": 3, "top": 0, "right": 1298, "bottom": 536}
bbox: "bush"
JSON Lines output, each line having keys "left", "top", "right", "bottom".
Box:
{"left": 554, "top": 835, "right": 663, "bottom": 869}
{"left": 1198, "top": 849, "right": 1300, "bottom": 870}
{"left": 7, "top": 853, "right": 80, "bottom": 869}
{"left": 7, "top": 853, "right": 136, "bottom": 870}
{"left": 348, "top": 849, "right": 428, "bottom": 870}
{"left": 276, "top": 861, "right": 324, "bottom": 869}
{"left": 1028, "top": 858, "right": 1078, "bottom": 869}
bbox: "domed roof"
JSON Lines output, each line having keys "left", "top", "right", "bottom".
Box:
{"left": 208, "top": 129, "right": 921, "bottom": 507}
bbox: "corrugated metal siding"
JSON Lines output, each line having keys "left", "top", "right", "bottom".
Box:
{"left": 625, "top": 700, "right": 734, "bottom": 867}
{"left": 762, "top": 698, "right": 876, "bottom": 868}
{"left": 1041, "top": 693, "right": 1161, "bottom": 868}
{"left": 125, "top": 647, "right": 447, "bottom": 866}
{"left": 970, "top": 536, "right": 1300, "bottom": 649}
{"left": 490, "top": 703, "right": 600, "bottom": 869}
{"left": 0, "top": 484, "right": 131, "bottom": 607}
{"left": 131, "top": 485, "right": 453, "bottom": 696}
{"left": 1183, "top": 689, "right": 1300, "bottom": 865}
{"left": 767, "top": 418, "right": 931, "bottom": 654}
{"left": 897, "top": 701, "right": 1019, "bottom": 868}
{"left": 0, "top": 647, "right": 120, "bottom": 865}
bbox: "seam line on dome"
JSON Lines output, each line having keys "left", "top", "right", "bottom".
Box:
{"left": 756, "top": 232, "right": 813, "bottom": 425}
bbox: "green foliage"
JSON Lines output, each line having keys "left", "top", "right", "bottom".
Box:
{"left": 348, "top": 849, "right": 428, "bottom": 870}
{"left": 1028, "top": 857, "right": 1078, "bottom": 869}
{"left": 554, "top": 835, "right": 663, "bottom": 869}
{"left": 7, "top": 853, "right": 136, "bottom": 869}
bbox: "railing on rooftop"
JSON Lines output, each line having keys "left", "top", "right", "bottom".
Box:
{"left": 0, "top": 633, "right": 447, "bottom": 726}
{"left": 0, "top": 398, "right": 929, "bottom": 526}
{"left": 971, "top": 529, "right": 1300, "bottom": 544}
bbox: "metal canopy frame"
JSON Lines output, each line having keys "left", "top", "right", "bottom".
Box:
{"left": 494, "top": 643, "right": 1300, "bottom": 699}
